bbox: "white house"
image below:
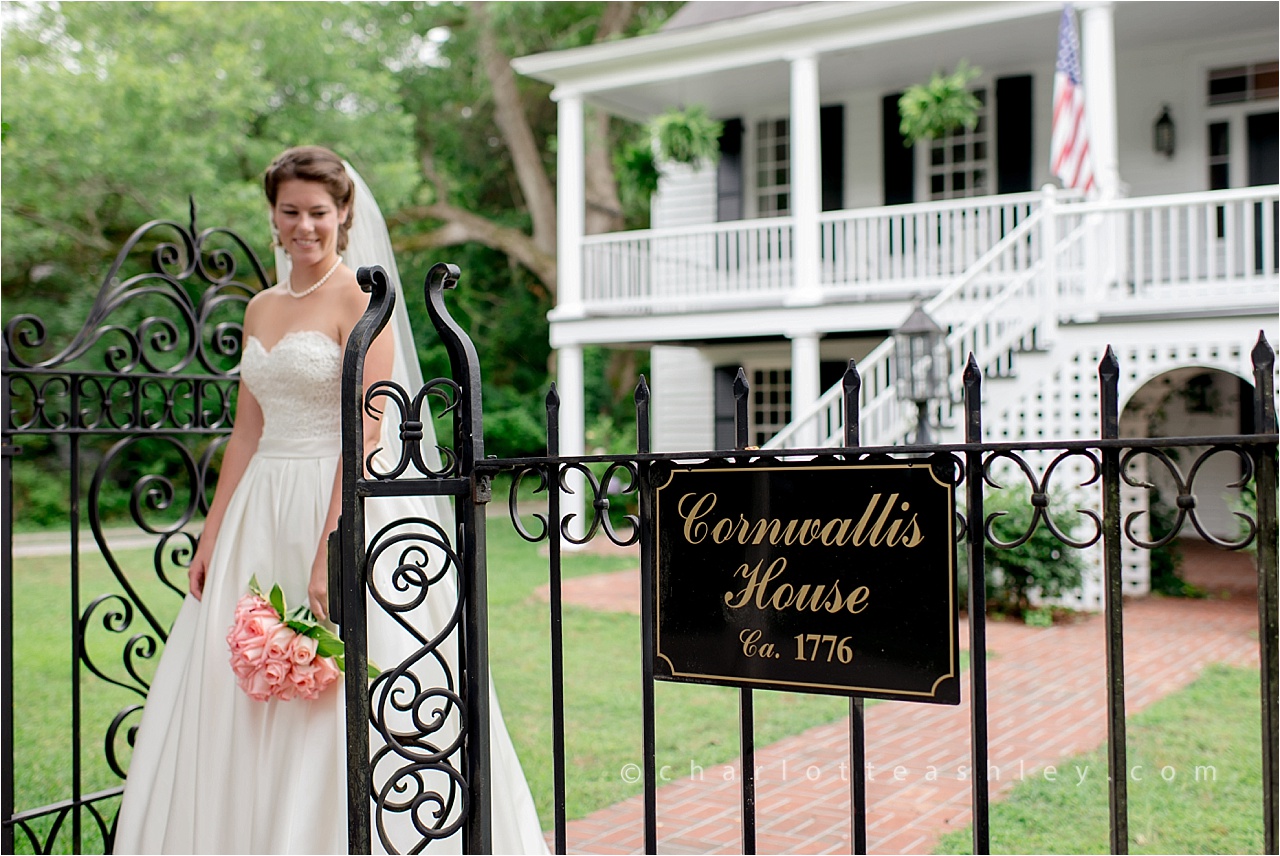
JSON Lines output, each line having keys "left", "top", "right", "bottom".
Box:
{"left": 512, "top": 0, "right": 1279, "bottom": 601}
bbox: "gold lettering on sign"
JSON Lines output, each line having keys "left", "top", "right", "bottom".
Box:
{"left": 676, "top": 491, "right": 924, "bottom": 549}
{"left": 724, "top": 558, "right": 871, "bottom": 615}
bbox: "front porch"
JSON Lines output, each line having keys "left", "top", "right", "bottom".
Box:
{"left": 563, "top": 185, "right": 1279, "bottom": 323}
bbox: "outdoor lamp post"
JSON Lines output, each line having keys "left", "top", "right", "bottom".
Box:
{"left": 893, "top": 303, "right": 947, "bottom": 444}
{"left": 1153, "top": 105, "right": 1175, "bottom": 158}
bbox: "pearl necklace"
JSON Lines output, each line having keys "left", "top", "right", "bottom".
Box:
{"left": 284, "top": 255, "right": 343, "bottom": 299}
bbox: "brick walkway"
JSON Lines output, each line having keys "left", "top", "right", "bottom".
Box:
{"left": 540, "top": 540, "right": 1263, "bottom": 854}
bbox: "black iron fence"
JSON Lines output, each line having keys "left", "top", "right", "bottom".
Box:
{"left": 2, "top": 222, "right": 1275, "bottom": 854}
{"left": 338, "top": 264, "right": 1277, "bottom": 854}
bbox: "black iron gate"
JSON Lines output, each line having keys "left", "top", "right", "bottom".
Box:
{"left": 339, "top": 264, "right": 1277, "bottom": 855}
{"left": 1, "top": 206, "right": 267, "bottom": 853}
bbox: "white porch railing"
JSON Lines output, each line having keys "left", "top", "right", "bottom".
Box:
{"left": 765, "top": 208, "right": 1052, "bottom": 450}
{"left": 1054, "top": 185, "right": 1280, "bottom": 310}
{"left": 580, "top": 194, "right": 1048, "bottom": 313}
{"left": 581, "top": 216, "right": 793, "bottom": 313}
{"left": 762, "top": 184, "right": 1280, "bottom": 450}
{"left": 819, "top": 191, "right": 1041, "bottom": 297}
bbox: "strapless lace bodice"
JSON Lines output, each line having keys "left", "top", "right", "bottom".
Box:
{"left": 240, "top": 331, "right": 342, "bottom": 452}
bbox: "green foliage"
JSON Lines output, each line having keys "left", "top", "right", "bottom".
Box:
{"left": 1147, "top": 487, "right": 1203, "bottom": 597}
{"left": 2, "top": 1, "right": 416, "bottom": 309}
{"left": 649, "top": 105, "right": 723, "bottom": 166}
{"left": 898, "top": 61, "right": 982, "bottom": 145}
{"left": 613, "top": 136, "right": 660, "bottom": 226}
{"left": 983, "top": 485, "right": 1086, "bottom": 617}
{"left": 3, "top": 2, "right": 684, "bottom": 489}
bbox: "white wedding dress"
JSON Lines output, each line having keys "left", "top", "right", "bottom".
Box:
{"left": 113, "top": 169, "right": 548, "bottom": 855}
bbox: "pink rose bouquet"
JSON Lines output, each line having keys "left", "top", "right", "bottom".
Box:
{"left": 226, "top": 575, "right": 355, "bottom": 702}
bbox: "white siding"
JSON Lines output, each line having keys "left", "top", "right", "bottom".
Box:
{"left": 651, "top": 345, "right": 715, "bottom": 451}
{"left": 650, "top": 162, "right": 718, "bottom": 230}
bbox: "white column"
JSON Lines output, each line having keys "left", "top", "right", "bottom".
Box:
{"left": 789, "top": 331, "right": 822, "bottom": 447}
{"left": 557, "top": 344, "right": 586, "bottom": 542}
{"left": 787, "top": 51, "right": 823, "bottom": 306}
{"left": 554, "top": 89, "right": 585, "bottom": 317}
{"left": 553, "top": 90, "right": 587, "bottom": 543}
{"left": 1080, "top": 2, "right": 1120, "bottom": 199}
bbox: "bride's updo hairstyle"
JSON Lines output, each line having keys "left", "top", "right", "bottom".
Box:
{"left": 263, "top": 146, "right": 356, "bottom": 251}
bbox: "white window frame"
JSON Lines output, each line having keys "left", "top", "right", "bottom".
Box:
{"left": 751, "top": 116, "right": 791, "bottom": 218}
{"left": 920, "top": 82, "right": 993, "bottom": 201}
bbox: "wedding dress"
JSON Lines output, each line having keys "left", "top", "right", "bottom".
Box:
{"left": 112, "top": 168, "right": 548, "bottom": 854}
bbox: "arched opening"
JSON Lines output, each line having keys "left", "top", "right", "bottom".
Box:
{"left": 1120, "top": 367, "right": 1258, "bottom": 599}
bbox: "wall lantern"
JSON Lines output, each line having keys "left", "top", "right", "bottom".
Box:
{"left": 1153, "top": 105, "right": 1176, "bottom": 159}
{"left": 893, "top": 303, "right": 948, "bottom": 444}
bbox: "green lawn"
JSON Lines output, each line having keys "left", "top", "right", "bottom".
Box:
{"left": 934, "top": 663, "right": 1264, "bottom": 855}
{"left": 9, "top": 522, "right": 851, "bottom": 852}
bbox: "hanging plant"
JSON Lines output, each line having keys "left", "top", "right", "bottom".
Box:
{"left": 898, "top": 61, "right": 982, "bottom": 145}
{"left": 649, "top": 105, "right": 723, "bottom": 166}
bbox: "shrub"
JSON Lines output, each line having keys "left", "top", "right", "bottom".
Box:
{"left": 982, "top": 485, "right": 1086, "bottom": 617}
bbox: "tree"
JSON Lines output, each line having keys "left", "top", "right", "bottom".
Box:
{"left": 2, "top": 1, "right": 682, "bottom": 460}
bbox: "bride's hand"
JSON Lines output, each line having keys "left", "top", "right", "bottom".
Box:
{"left": 188, "top": 552, "right": 208, "bottom": 600}
{"left": 308, "top": 555, "right": 329, "bottom": 623}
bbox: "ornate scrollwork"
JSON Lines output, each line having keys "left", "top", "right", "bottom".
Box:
{"left": 557, "top": 461, "right": 641, "bottom": 547}
{"left": 5, "top": 373, "right": 72, "bottom": 432}
{"left": 507, "top": 464, "right": 551, "bottom": 542}
{"left": 3, "top": 204, "right": 267, "bottom": 375}
{"left": 1120, "top": 444, "right": 1257, "bottom": 549}
{"left": 105, "top": 706, "right": 145, "bottom": 780}
{"left": 79, "top": 595, "right": 158, "bottom": 698}
{"left": 982, "top": 449, "right": 1104, "bottom": 550}
{"left": 88, "top": 435, "right": 207, "bottom": 643}
{"left": 364, "top": 517, "right": 469, "bottom": 851}
{"left": 364, "top": 377, "right": 460, "bottom": 480}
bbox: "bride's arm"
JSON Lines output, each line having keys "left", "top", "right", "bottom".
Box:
{"left": 189, "top": 378, "right": 264, "bottom": 600}
{"left": 190, "top": 299, "right": 267, "bottom": 599}
{"left": 308, "top": 308, "right": 396, "bottom": 622}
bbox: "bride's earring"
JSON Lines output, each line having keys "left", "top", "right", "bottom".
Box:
{"left": 270, "top": 221, "right": 283, "bottom": 251}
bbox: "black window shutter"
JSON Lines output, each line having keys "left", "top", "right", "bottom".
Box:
{"left": 717, "top": 118, "right": 744, "bottom": 222}
{"left": 713, "top": 365, "right": 739, "bottom": 449}
{"left": 820, "top": 104, "right": 845, "bottom": 211}
{"left": 996, "top": 75, "right": 1034, "bottom": 194}
{"left": 882, "top": 93, "right": 914, "bottom": 205}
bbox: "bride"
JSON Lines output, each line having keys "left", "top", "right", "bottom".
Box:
{"left": 112, "top": 146, "right": 547, "bottom": 854}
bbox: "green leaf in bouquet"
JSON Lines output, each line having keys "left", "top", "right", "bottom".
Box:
{"left": 269, "top": 583, "right": 286, "bottom": 618}
{"left": 334, "top": 654, "right": 346, "bottom": 673}
{"left": 248, "top": 574, "right": 263, "bottom": 598}
{"left": 367, "top": 662, "right": 381, "bottom": 680}
{"left": 315, "top": 634, "right": 345, "bottom": 660}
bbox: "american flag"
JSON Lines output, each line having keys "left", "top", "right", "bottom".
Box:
{"left": 1050, "top": 5, "right": 1096, "bottom": 194}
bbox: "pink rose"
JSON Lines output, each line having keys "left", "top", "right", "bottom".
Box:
{"left": 290, "top": 659, "right": 319, "bottom": 700}
{"left": 228, "top": 606, "right": 282, "bottom": 680}
{"left": 234, "top": 593, "right": 276, "bottom": 623}
{"left": 263, "top": 657, "right": 290, "bottom": 686}
{"left": 288, "top": 634, "right": 318, "bottom": 666}
{"left": 313, "top": 656, "right": 341, "bottom": 695}
{"left": 239, "top": 668, "right": 275, "bottom": 702}
{"left": 264, "top": 624, "right": 295, "bottom": 662}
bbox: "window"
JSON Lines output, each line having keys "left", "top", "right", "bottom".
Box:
{"left": 750, "top": 368, "right": 791, "bottom": 447}
{"left": 1208, "top": 61, "right": 1279, "bottom": 105}
{"left": 928, "top": 87, "right": 990, "bottom": 200}
{"left": 755, "top": 118, "right": 790, "bottom": 216}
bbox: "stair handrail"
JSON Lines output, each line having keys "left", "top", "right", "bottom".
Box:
{"left": 765, "top": 204, "right": 1056, "bottom": 450}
